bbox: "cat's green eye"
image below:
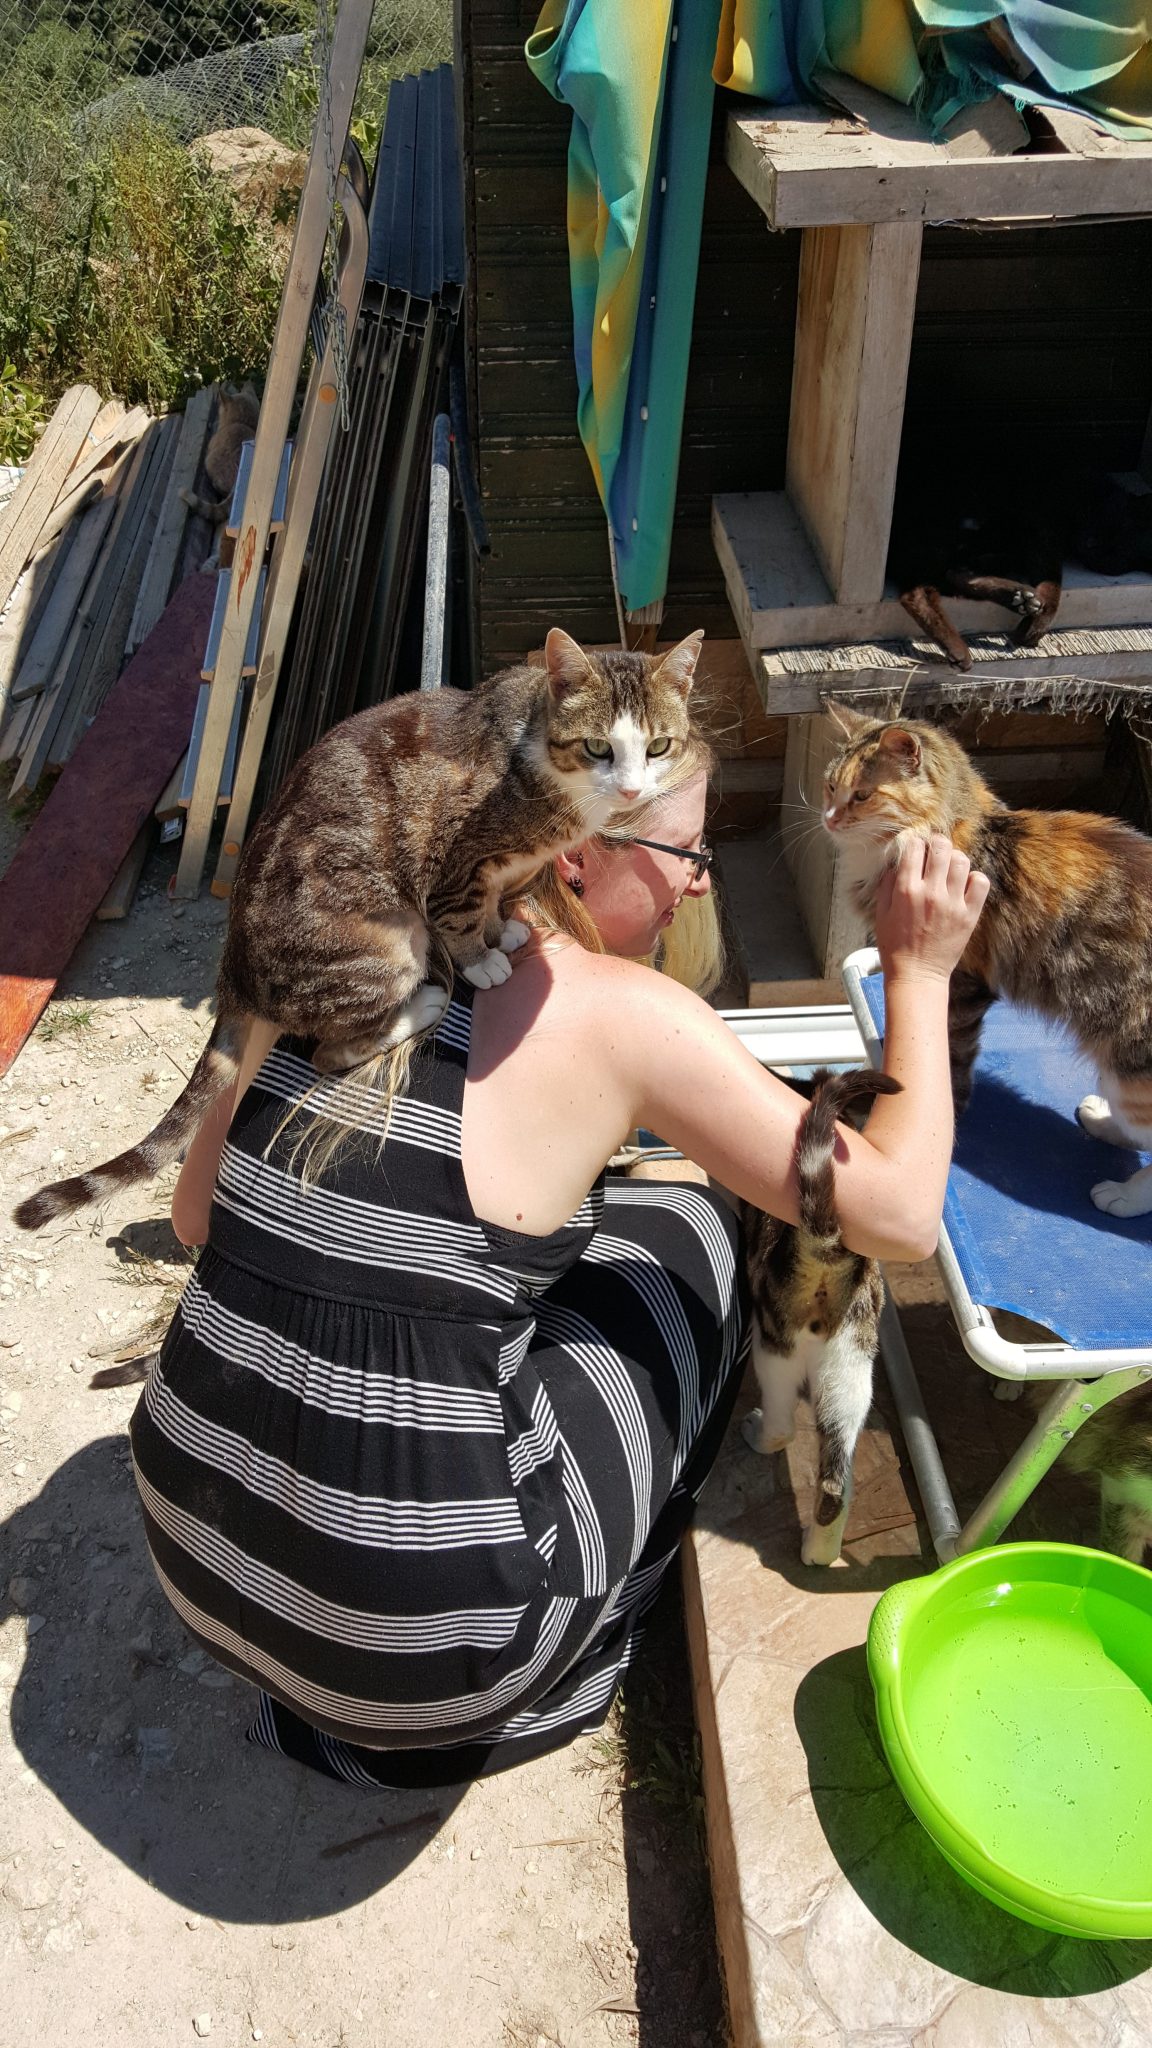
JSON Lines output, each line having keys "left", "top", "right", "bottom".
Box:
{"left": 584, "top": 738, "right": 613, "bottom": 761}
{"left": 647, "top": 737, "right": 672, "bottom": 758}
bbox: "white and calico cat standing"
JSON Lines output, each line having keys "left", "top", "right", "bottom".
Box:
{"left": 742, "top": 1068, "right": 899, "bottom": 1565}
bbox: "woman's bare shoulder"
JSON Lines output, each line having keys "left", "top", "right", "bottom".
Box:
{"left": 529, "top": 940, "right": 705, "bottom": 1015}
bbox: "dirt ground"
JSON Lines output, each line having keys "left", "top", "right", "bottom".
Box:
{"left": 0, "top": 832, "right": 728, "bottom": 2048}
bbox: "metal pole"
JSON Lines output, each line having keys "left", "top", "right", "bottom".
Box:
{"left": 878, "top": 1291, "right": 962, "bottom": 1564}
{"left": 420, "top": 411, "right": 452, "bottom": 690}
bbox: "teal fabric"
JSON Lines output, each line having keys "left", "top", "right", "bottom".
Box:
{"left": 527, "top": 0, "right": 721, "bottom": 615}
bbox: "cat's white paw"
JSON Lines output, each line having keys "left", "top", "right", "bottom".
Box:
{"left": 741, "top": 1407, "right": 793, "bottom": 1457}
{"left": 1077, "top": 1095, "right": 1134, "bottom": 1148}
{"left": 1092, "top": 1177, "right": 1152, "bottom": 1218}
{"left": 385, "top": 983, "right": 450, "bottom": 1045}
{"left": 992, "top": 1379, "right": 1023, "bottom": 1403}
{"left": 463, "top": 949, "right": 514, "bottom": 990}
{"left": 498, "top": 918, "right": 530, "bottom": 954}
{"left": 801, "top": 1516, "right": 847, "bottom": 1567}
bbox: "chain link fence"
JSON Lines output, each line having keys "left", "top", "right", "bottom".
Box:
{"left": 0, "top": 0, "right": 453, "bottom": 446}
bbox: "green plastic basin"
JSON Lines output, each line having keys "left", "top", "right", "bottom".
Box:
{"left": 867, "top": 1543, "right": 1152, "bottom": 1939}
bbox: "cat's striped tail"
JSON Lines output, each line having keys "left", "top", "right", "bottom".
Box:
{"left": 12, "top": 1013, "right": 246, "bottom": 1231}
{"left": 797, "top": 1067, "right": 902, "bottom": 1246}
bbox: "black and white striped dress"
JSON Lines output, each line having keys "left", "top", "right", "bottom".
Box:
{"left": 130, "top": 981, "right": 749, "bottom": 1785}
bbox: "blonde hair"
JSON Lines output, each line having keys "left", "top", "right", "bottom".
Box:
{"left": 277, "top": 772, "right": 723, "bottom": 1185}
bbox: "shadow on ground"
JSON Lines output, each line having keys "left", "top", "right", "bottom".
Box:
{"left": 795, "top": 1645, "right": 1150, "bottom": 1999}
{"left": 3, "top": 1434, "right": 459, "bottom": 1923}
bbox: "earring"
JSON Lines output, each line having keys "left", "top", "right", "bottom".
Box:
{"left": 568, "top": 875, "right": 585, "bottom": 898}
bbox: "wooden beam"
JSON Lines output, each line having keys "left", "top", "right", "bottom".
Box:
{"left": 125, "top": 386, "right": 214, "bottom": 659}
{"left": 725, "top": 84, "right": 1152, "bottom": 230}
{"left": 0, "top": 386, "right": 102, "bottom": 613}
{"left": 95, "top": 822, "right": 152, "bottom": 919}
{"left": 786, "top": 220, "right": 921, "bottom": 606}
{"left": 174, "top": 0, "right": 378, "bottom": 899}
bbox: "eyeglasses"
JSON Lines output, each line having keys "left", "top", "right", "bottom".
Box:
{"left": 625, "top": 836, "right": 714, "bottom": 885}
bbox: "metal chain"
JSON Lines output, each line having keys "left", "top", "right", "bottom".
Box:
{"left": 312, "top": 0, "right": 352, "bottom": 430}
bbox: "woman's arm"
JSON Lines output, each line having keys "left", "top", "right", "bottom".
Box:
{"left": 170, "top": 1017, "right": 281, "bottom": 1247}
{"left": 626, "top": 836, "right": 987, "bottom": 1263}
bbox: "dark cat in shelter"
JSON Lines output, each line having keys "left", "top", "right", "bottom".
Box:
{"left": 889, "top": 471, "right": 1152, "bottom": 671}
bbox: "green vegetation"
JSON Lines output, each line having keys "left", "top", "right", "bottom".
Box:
{"left": 0, "top": 4, "right": 450, "bottom": 436}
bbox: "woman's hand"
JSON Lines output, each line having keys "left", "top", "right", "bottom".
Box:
{"left": 873, "top": 834, "right": 989, "bottom": 988}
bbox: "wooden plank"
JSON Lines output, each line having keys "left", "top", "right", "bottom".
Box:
{"left": 174, "top": 0, "right": 377, "bottom": 900}
{"left": 0, "top": 696, "right": 35, "bottom": 765}
{"left": 0, "top": 534, "right": 67, "bottom": 716}
{"left": 748, "top": 976, "right": 845, "bottom": 1008}
{"left": 124, "top": 386, "right": 214, "bottom": 659}
{"left": 0, "top": 386, "right": 102, "bottom": 613}
{"left": 51, "top": 414, "right": 180, "bottom": 763}
{"left": 714, "top": 492, "right": 1152, "bottom": 652}
{"left": 756, "top": 654, "right": 1152, "bottom": 717}
{"left": 37, "top": 406, "right": 150, "bottom": 555}
{"left": 154, "top": 752, "right": 188, "bottom": 821}
{"left": 9, "top": 433, "right": 156, "bottom": 798}
{"left": 725, "top": 85, "right": 1152, "bottom": 230}
{"left": 8, "top": 496, "right": 116, "bottom": 705}
{"left": 211, "top": 171, "right": 370, "bottom": 897}
{"left": 34, "top": 475, "right": 104, "bottom": 554}
{"left": 200, "top": 565, "right": 265, "bottom": 679}
{"left": 45, "top": 402, "right": 146, "bottom": 509}
{"left": 786, "top": 220, "right": 921, "bottom": 603}
{"left": 0, "top": 573, "right": 215, "bottom": 1075}
{"left": 95, "top": 821, "right": 152, "bottom": 919}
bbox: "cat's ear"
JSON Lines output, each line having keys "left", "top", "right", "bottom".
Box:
{"left": 826, "top": 702, "right": 873, "bottom": 740}
{"left": 543, "top": 628, "right": 593, "bottom": 698}
{"left": 653, "top": 629, "right": 704, "bottom": 699}
{"left": 876, "top": 725, "right": 922, "bottom": 770}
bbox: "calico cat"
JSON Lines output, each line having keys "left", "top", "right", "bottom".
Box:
{"left": 14, "top": 628, "right": 706, "bottom": 1232}
{"left": 743, "top": 1067, "right": 901, "bottom": 1566}
{"left": 821, "top": 710, "right": 1152, "bottom": 1217}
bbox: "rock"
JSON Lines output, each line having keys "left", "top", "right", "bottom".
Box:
{"left": 96, "top": 1704, "right": 132, "bottom": 1746}
{"left": 137, "top": 1726, "right": 177, "bottom": 1768}
{"left": 25, "top": 1614, "right": 46, "bottom": 1637}
{"left": 2, "top": 1389, "right": 23, "bottom": 1412}
{"left": 3, "top": 1867, "right": 55, "bottom": 1909}
{"left": 193, "top": 2016, "right": 212, "bottom": 2039}
{"left": 7, "top": 1575, "right": 37, "bottom": 1608}
{"left": 178, "top": 1648, "right": 209, "bottom": 1677}
{"left": 191, "top": 128, "right": 306, "bottom": 243}
{"left": 186, "top": 1915, "right": 201, "bottom": 1930}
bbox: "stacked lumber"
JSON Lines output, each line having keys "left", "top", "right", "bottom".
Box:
{"left": 0, "top": 384, "right": 216, "bottom": 813}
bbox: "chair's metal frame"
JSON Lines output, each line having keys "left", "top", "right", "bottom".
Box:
{"left": 721, "top": 971, "right": 1152, "bottom": 1565}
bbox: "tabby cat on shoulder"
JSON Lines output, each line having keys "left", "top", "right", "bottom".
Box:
{"left": 822, "top": 709, "right": 1152, "bottom": 1218}
{"left": 15, "top": 628, "right": 707, "bottom": 1232}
